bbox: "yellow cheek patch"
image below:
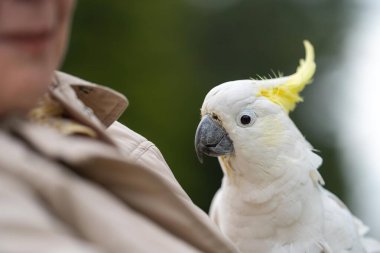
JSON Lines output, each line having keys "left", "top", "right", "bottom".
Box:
{"left": 260, "top": 117, "right": 283, "bottom": 146}
{"left": 258, "top": 40, "right": 316, "bottom": 113}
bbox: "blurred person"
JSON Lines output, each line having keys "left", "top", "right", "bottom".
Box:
{"left": 0, "top": 1, "right": 238, "bottom": 252}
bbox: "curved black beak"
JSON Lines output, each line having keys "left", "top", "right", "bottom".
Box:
{"left": 194, "top": 115, "right": 234, "bottom": 163}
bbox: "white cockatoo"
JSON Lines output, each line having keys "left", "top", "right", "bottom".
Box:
{"left": 195, "top": 41, "right": 380, "bottom": 253}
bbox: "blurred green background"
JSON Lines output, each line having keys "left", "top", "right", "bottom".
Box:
{"left": 62, "top": 0, "right": 380, "bottom": 235}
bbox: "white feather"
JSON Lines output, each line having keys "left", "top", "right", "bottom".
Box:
{"left": 203, "top": 80, "right": 380, "bottom": 253}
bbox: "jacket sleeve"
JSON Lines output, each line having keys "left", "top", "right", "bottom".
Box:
{"left": 0, "top": 132, "right": 201, "bottom": 253}
{"left": 0, "top": 170, "right": 103, "bottom": 253}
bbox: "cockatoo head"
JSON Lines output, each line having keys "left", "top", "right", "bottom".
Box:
{"left": 195, "top": 41, "right": 318, "bottom": 179}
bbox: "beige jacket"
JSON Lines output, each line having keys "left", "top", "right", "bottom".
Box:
{"left": 0, "top": 72, "right": 238, "bottom": 253}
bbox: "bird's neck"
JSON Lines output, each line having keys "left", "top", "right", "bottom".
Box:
{"left": 222, "top": 133, "right": 322, "bottom": 193}
{"left": 222, "top": 158, "right": 320, "bottom": 204}
{"left": 220, "top": 140, "right": 322, "bottom": 244}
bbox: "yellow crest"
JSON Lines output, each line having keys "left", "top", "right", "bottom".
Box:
{"left": 258, "top": 40, "right": 316, "bottom": 113}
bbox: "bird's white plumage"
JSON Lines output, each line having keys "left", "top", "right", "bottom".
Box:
{"left": 201, "top": 79, "right": 380, "bottom": 253}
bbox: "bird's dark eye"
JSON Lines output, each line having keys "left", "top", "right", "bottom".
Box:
{"left": 212, "top": 113, "right": 219, "bottom": 121}
{"left": 236, "top": 109, "right": 257, "bottom": 127}
{"left": 240, "top": 115, "right": 251, "bottom": 125}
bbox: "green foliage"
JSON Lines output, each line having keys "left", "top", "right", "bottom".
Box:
{"left": 63, "top": 0, "right": 348, "bottom": 211}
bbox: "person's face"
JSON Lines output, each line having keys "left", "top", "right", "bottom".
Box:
{"left": 0, "top": 0, "right": 76, "bottom": 116}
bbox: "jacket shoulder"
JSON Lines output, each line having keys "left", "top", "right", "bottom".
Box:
{"left": 107, "top": 121, "right": 182, "bottom": 191}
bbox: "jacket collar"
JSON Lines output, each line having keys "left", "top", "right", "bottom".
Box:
{"left": 52, "top": 71, "right": 128, "bottom": 128}
{"left": 49, "top": 71, "right": 129, "bottom": 144}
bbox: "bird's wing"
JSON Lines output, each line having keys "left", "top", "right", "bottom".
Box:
{"left": 352, "top": 216, "right": 380, "bottom": 253}
{"left": 321, "top": 189, "right": 375, "bottom": 252}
